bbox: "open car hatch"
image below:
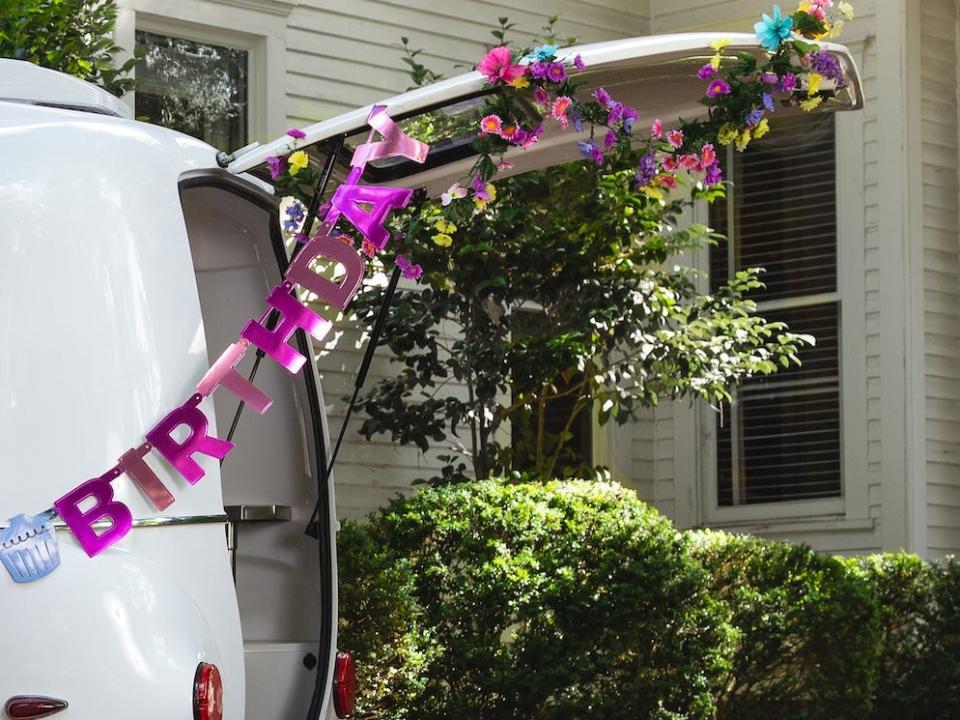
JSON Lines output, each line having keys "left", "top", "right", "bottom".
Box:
{"left": 228, "top": 32, "right": 861, "bottom": 196}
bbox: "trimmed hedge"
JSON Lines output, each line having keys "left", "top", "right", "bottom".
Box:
{"left": 337, "top": 480, "right": 960, "bottom": 720}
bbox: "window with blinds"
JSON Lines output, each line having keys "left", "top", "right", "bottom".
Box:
{"left": 708, "top": 113, "right": 841, "bottom": 506}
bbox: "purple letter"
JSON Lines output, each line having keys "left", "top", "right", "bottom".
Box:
{"left": 330, "top": 183, "right": 412, "bottom": 251}
{"left": 119, "top": 443, "right": 175, "bottom": 511}
{"left": 55, "top": 470, "right": 133, "bottom": 558}
{"left": 285, "top": 233, "right": 366, "bottom": 310}
{"left": 197, "top": 340, "right": 273, "bottom": 414}
{"left": 146, "top": 394, "right": 234, "bottom": 485}
{"left": 241, "top": 282, "right": 332, "bottom": 374}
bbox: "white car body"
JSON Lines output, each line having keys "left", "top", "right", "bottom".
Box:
{"left": 0, "top": 34, "right": 861, "bottom": 719}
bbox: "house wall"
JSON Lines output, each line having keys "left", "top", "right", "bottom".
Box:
{"left": 114, "top": 0, "right": 649, "bottom": 519}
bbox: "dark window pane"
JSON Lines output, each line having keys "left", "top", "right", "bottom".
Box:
{"left": 135, "top": 30, "right": 248, "bottom": 151}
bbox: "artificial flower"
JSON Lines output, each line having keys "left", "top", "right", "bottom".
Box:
{"left": 705, "top": 163, "right": 723, "bottom": 185}
{"left": 526, "top": 45, "right": 558, "bottom": 61}
{"left": 477, "top": 46, "right": 526, "bottom": 85}
{"left": 434, "top": 219, "right": 457, "bottom": 234}
{"left": 717, "top": 123, "right": 739, "bottom": 146}
{"left": 651, "top": 118, "right": 663, "bottom": 138}
{"left": 662, "top": 155, "right": 679, "bottom": 172}
{"left": 811, "top": 50, "right": 843, "bottom": 81}
{"left": 700, "top": 143, "right": 717, "bottom": 168}
{"left": 496, "top": 159, "right": 514, "bottom": 171}
{"left": 745, "top": 107, "right": 764, "bottom": 126}
{"left": 667, "top": 128, "right": 684, "bottom": 148}
{"left": 736, "top": 129, "right": 752, "bottom": 151}
{"left": 607, "top": 102, "right": 624, "bottom": 125}
{"left": 838, "top": 1, "right": 854, "bottom": 19}
{"left": 480, "top": 114, "right": 503, "bottom": 134}
{"left": 440, "top": 182, "right": 467, "bottom": 206}
{"left": 266, "top": 155, "right": 286, "bottom": 181}
{"left": 698, "top": 63, "right": 717, "bottom": 80}
{"left": 529, "top": 61, "right": 550, "bottom": 80}
{"left": 800, "top": 1, "right": 826, "bottom": 21}
{"left": 546, "top": 63, "right": 566, "bottom": 83}
{"left": 520, "top": 124, "right": 544, "bottom": 149}
{"left": 508, "top": 75, "right": 530, "bottom": 89}
{"left": 592, "top": 87, "right": 612, "bottom": 107}
{"left": 762, "top": 92, "right": 776, "bottom": 112}
{"left": 709, "top": 38, "right": 732, "bottom": 51}
{"left": 762, "top": 71, "right": 779, "bottom": 85}
{"left": 604, "top": 130, "right": 618, "bottom": 150}
{"left": 551, "top": 96, "right": 573, "bottom": 128}
{"left": 706, "top": 78, "right": 732, "bottom": 98}
{"left": 361, "top": 239, "right": 377, "bottom": 257}
{"left": 754, "top": 5, "right": 794, "bottom": 51}
{"left": 533, "top": 86, "right": 551, "bottom": 106}
{"left": 827, "top": 19, "right": 845, "bottom": 38}
{"left": 395, "top": 255, "right": 423, "bottom": 281}
{"left": 573, "top": 55, "right": 586, "bottom": 71}
{"left": 658, "top": 174, "right": 678, "bottom": 190}
{"left": 678, "top": 153, "right": 700, "bottom": 170}
{"left": 779, "top": 72, "right": 798, "bottom": 93}
{"left": 709, "top": 53, "right": 722, "bottom": 70}
{"left": 620, "top": 105, "right": 639, "bottom": 133}
{"left": 799, "top": 95, "right": 823, "bottom": 111}
{"left": 289, "top": 150, "right": 309, "bottom": 175}
{"left": 286, "top": 128, "right": 306, "bottom": 140}
{"left": 753, "top": 117, "right": 770, "bottom": 138}
{"left": 807, "top": 72, "right": 822, "bottom": 95}
{"left": 635, "top": 153, "right": 658, "bottom": 186}
{"left": 432, "top": 233, "right": 453, "bottom": 247}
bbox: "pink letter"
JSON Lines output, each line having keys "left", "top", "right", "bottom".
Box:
{"left": 197, "top": 340, "right": 273, "bottom": 414}
{"left": 350, "top": 104, "right": 430, "bottom": 167}
{"left": 241, "top": 282, "right": 332, "bottom": 374}
{"left": 119, "top": 443, "right": 175, "bottom": 511}
{"left": 55, "top": 469, "right": 133, "bottom": 558}
{"left": 330, "top": 183, "right": 413, "bottom": 251}
{"left": 285, "top": 233, "right": 366, "bottom": 310}
{"left": 146, "top": 394, "right": 234, "bottom": 485}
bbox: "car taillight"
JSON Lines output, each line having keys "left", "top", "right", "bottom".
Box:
{"left": 4, "top": 696, "right": 68, "bottom": 718}
{"left": 332, "top": 652, "right": 356, "bottom": 717}
{"left": 193, "top": 662, "right": 223, "bottom": 720}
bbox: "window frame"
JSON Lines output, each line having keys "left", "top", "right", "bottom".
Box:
{"left": 675, "top": 102, "right": 869, "bottom": 528}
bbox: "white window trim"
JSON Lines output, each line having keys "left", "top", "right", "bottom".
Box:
{"left": 673, "top": 87, "right": 870, "bottom": 529}
{"left": 114, "top": 0, "right": 290, "bottom": 145}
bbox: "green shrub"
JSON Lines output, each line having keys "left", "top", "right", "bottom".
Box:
{"left": 853, "top": 553, "right": 960, "bottom": 720}
{"left": 338, "top": 479, "right": 734, "bottom": 720}
{"left": 691, "top": 531, "right": 881, "bottom": 720}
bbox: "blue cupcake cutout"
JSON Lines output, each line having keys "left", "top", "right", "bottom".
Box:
{"left": 0, "top": 510, "right": 61, "bottom": 583}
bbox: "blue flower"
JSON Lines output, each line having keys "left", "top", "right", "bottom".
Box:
{"left": 745, "top": 107, "right": 764, "bottom": 126}
{"left": 526, "top": 44, "right": 558, "bottom": 61}
{"left": 762, "top": 92, "right": 775, "bottom": 112}
{"left": 576, "top": 140, "right": 594, "bottom": 160}
{"left": 754, "top": 5, "right": 794, "bottom": 51}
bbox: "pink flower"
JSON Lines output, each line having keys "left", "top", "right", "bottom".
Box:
{"left": 546, "top": 63, "right": 566, "bottom": 83}
{"left": 592, "top": 87, "right": 612, "bottom": 107}
{"left": 662, "top": 155, "right": 679, "bottom": 172}
{"left": 678, "top": 153, "right": 699, "bottom": 170}
{"left": 779, "top": 73, "right": 798, "bottom": 93}
{"left": 533, "top": 86, "right": 551, "bottom": 107}
{"left": 697, "top": 63, "right": 717, "bottom": 80}
{"left": 659, "top": 174, "right": 678, "bottom": 190}
{"left": 477, "top": 46, "right": 526, "bottom": 85}
{"left": 266, "top": 155, "right": 286, "bottom": 181}
{"left": 496, "top": 159, "right": 514, "bottom": 171}
{"left": 573, "top": 54, "right": 586, "bottom": 71}
{"left": 396, "top": 254, "right": 423, "bottom": 281}
{"left": 551, "top": 96, "right": 572, "bottom": 128}
{"left": 700, "top": 143, "right": 717, "bottom": 168}
{"left": 604, "top": 130, "right": 618, "bottom": 150}
{"left": 480, "top": 114, "right": 503, "bottom": 135}
{"left": 762, "top": 71, "right": 779, "bottom": 85}
{"left": 651, "top": 119, "right": 663, "bottom": 139}
{"left": 706, "top": 78, "right": 732, "bottom": 98}
{"left": 286, "top": 128, "right": 306, "bottom": 139}
{"left": 361, "top": 239, "right": 377, "bottom": 257}
{"left": 521, "top": 123, "right": 544, "bottom": 149}
{"left": 667, "top": 129, "right": 684, "bottom": 149}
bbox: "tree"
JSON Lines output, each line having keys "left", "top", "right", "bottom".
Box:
{"left": 0, "top": 0, "right": 136, "bottom": 97}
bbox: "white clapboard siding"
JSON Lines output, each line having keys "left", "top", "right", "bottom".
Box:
{"left": 920, "top": 0, "right": 960, "bottom": 558}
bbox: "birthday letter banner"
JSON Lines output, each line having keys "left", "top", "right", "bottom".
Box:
{"left": 0, "top": 106, "right": 429, "bottom": 584}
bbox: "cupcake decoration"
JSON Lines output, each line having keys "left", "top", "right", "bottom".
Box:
{"left": 0, "top": 510, "right": 61, "bottom": 583}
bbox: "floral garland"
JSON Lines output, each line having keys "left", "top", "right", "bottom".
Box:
{"left": 269, "top": 1, "right": 855, "bottom": 280}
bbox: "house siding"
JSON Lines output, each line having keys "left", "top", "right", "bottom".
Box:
{"left": 920, "top": 0, "right": 960, "bottom": 557}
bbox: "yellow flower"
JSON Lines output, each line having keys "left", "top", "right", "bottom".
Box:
{"left": 807, "top": 72, "right": 822, "bottom": 96}
{"left": 800, "top": 95, "right": 823, "bottom": 112}
{"left": 709, "top": 53, "right": 722, "bottom": 70}
{"left": 640, "top": 185, "right": 664, "bottom": 201}
{"left": 839, "top": 1, "right": 855, "bottom": 20}
{"left": 717, "top": 123, "right": 738, "bottom": 146}
{"left": 434, "top": 219, "right": 457, "bottom": 234}
{"left": 753, "top": 117, "right": 770, "bottom": 139}
{"left": 508, "top": 75, "right": 530, "bottom": 89}
{"left": 736, "top": 129, "right": 752, "bottom": 152}
{"left": 289, "top": 150, "right": 309, "bottom": 176}
{"left": 432, "top": 233, "right": 453, "bottom": 247}
{"left": 485, "top": 183, "right": 497, "bottom": 201}
{"left": 709, "top": 38, "right": 732, "bottom": 52}
{"left": 827, "top": 19, "right": 845, "bottom": 38}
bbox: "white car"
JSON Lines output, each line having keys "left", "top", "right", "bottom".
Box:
{"left": 0, "top": 34, "right": 860, "bottom": 719}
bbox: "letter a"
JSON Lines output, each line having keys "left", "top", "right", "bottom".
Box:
{"left": 330, "top": 183, "right": 412, "bottom": 252}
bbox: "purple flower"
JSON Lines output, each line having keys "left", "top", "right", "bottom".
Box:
{"left": 621, "top": 105, "right": 638, "bottom": 133}
{"left": 396, "top": 255, "right": 423, "bottom": 281}
{"left": 607, "top": 102, "right": 623, "bottom": 125}
{"left": 592, "top": 87, "right": 612, "bottom": 108}
{"left": 810, "top": 50, "right": 843, "bottom": 81}
{"left": 635, "top": 152, "right": 657, "bottom": 187}
{"left": 286, "top": 128, "right": 306, "bottom": 140}
{"left": 529, "top": 61, "right": 550, "bottom": 80}
{"left": 573, "top": 54, "right": 586, "bottom": 71}
{"left": 762, "top": 92, "right": 775, "bottom": 112}
{"left": 546, "top": 62, "right": 566, "bottom": 83}
{"left": 704, "top": 163, "right": 723, "bottom": 185}
{"left": 471, "top": 173, "right": 489, "bottom": 199}
{"left": 762, "top": 71, "right": 779, "bottom": 85}
{"left": 698, "top": 63, "right": 717, "bottom": 80}
{"left": 533, "top": 85, "right": 551, "bottom": 106}
{"left": 604, "top": 129, "right": 618, "bottom": 150}
{"left": 576, "top": 140, "right": 595, "bottom": 159}
{"left": 266, "top": 155, "right": 286, "bottom": 181}
{"left": 706, "top": 78, "right": 732, "bottom": 98}
{"left": 572, "top": 112, "right": 583, "bottom": 133}
{"left": 745, "top": 107, "right": 764, "bottom": 126}
{"left": 778, "top": 72, "right": 797, "bottom": 93}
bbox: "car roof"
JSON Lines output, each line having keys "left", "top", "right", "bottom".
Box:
{"left": 0, "top": 58, "right": 132, "bottom": 118}
{"left": 228, "top": 32, "right": 862, "bottom": 195}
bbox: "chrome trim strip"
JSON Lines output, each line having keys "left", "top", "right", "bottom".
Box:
{"left": 0, "top": 514, "right": 229, "bottom": 531}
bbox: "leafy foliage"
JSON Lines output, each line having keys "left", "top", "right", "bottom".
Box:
{"left": 0, "top": 0, "right": 137, "bottom": 97}
{"left": 338, "top": 478, "right": 734, "bottom": 720}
